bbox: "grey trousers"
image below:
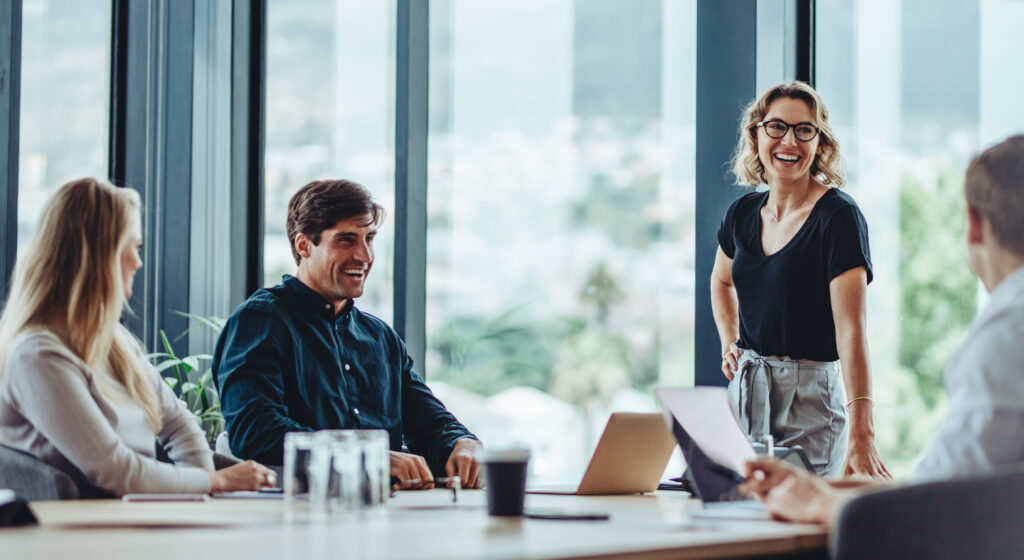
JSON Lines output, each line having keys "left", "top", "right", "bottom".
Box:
{"left": 727, "top": 348, "right": 848, "bottom": 477}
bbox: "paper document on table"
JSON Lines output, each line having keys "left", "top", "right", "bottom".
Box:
{"left": 655, "top": 387, "right": 756, "bottom": 474}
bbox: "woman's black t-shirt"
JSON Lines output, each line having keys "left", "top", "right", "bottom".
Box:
{"left": 717, "top": 188, "right": 872, "bottom": 362}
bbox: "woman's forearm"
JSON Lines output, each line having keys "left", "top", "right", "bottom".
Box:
{"left": 711, "top": 281, "right": 740, "bottom": 349}
{"left": 837, "top": 331, "right": 876, "bottom": 440}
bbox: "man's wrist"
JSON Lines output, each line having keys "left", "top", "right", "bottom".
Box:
{"left": 453, "top": 437, "right": 481, "bottom": 450}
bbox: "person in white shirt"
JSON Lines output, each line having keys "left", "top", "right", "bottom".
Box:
{"left": 0, "top": 178, "right": 276, "bottom": 497}
{"left": 739, "top": 134, "right": 1024, "bottom": 524}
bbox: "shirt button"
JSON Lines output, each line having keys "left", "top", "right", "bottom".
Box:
{"left": 353, "top": 408, "right": 360, "bottom": 415}
{"left": 325, "top": 304, "right": 331, "bottom": 310}
{"left": 344, "top": 363, "right": 351, "bottom": 371}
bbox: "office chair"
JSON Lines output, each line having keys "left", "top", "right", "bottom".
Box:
{"left": 831, "top": 465, "right": 1024, "bottom": 560}
{"left": 0, "top": 444, "right": 80, "bottom": 501}
{"left": 2, "top": 442, "right": 240, "bottom": 501}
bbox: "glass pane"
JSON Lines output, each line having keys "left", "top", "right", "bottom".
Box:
{"left": 817, "top": 0, "right": 1024, "bottom": 477}
{"left": 264, "top": 0, "right": 396, "bottom": 319}
{"left": 18, "top": 0, "right": 111, "bottom": 252}
{"left": 426, "top": 0, "right": 696, "bottom": 483}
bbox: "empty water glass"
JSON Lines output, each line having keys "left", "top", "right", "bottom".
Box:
{"left": 354, "top": 429, "right": 390, "bottom": 508}
{"left": 305, "top": 429, "right": 390, "bottom": 516}
{"left": 318, "top": 430, "right": 360, "bottom": 514}
{"left": 283, "top": 431, "right": 319, "bottom": 520}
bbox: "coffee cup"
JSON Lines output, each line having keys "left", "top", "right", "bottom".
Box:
{"left": 483, "top": 446, "right": 530, "bottom": 516}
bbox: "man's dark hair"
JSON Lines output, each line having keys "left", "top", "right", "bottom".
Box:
{"left": 286, "top": 179, "right": 386, "bottom": 265}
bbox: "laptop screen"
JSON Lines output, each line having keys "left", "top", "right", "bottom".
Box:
{"left": 670, "top": 416, "right": 754, "bottom": 503}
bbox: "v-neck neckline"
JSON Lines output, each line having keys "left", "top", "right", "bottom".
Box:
{"left": 757, "top": 188, "right": 834, "bottom": 258}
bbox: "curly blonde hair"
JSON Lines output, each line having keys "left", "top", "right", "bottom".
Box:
{"left": 730, "top": 81, "right": 844, "bottom": 188}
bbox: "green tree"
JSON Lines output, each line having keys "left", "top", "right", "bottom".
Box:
{"left": 579, "top": 261, "right": 624, "bottom": 327}
{"left": 898, "top": 170, "right": 977, "bottom": 409}
{"left": 429, "top": 306, "right": 568, "bottom": 395}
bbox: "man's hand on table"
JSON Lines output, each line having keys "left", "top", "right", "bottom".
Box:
{"left": 390, "top": 450, "right": 435, "bottom": 489}
{"left": 445, "top": 438, "right": 483, "bottom": 489}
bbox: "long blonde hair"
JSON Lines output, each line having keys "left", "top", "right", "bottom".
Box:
{"left": 730, "top": 81, "right": 844, "bottom": 188}
{"left": 0, "top": 178, "right": 162, "bottom": 430}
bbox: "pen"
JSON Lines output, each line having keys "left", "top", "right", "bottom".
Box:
{"left": 391, "top": 476, "right": 462, "bottom": 502}
{"left": 392, "top": 476, "right": 461, "bottom": 488}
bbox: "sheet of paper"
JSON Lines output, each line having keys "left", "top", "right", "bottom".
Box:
{"left": 655, "top": 387, "right": 756, "bottom": 474}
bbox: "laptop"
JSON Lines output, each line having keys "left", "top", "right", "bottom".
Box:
{"left": 655, "top": 387, "right": 769, "bottom": 518}
{"left": 527, "top": 412, "right": 677, "bottom": 495}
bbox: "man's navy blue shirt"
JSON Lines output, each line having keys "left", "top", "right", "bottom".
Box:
{"left": 213, "top": 275, "right": 475, "bottom": 469}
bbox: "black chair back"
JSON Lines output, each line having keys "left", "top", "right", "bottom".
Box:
{"left": 832, "top": 466, "right": 1024, "bottom": 559}
{"left": 0, "top": 444, "right": 80, "bottom": 501}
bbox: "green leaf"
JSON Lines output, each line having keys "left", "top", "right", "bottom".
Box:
{"left": 171, "top": 311, "right": 226, "bottom": 341}
{"left": 159, "top": 331, "right": 177, "bottom": 357}
{"left": 182, "top": 356, "right": 200, "bottom": 372}
{"left": 154, "top": 360, "right": 184, "bottom": 374}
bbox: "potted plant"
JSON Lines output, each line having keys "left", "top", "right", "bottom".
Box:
{"left": 148, "top": 312, "right": 225, "bottom": 444}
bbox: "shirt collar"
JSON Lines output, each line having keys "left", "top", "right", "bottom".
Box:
{"left": 281, "top": 275, "right": 355, "bottom": 322}
{"left": 974, "top": 265, "right": 1024, "bottom": 327}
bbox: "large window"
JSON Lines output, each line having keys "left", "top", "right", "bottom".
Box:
{"left": 264, "top": 0, "right": 396, "bottom": 319}
{"left": 817, "top": 0, "right": 1024, "bottom": 476}
{"left": 425, "top": 0, "right": 696, "bottom": 483}
{"left": 17, "top": 0, "right": 110, "bottom": 252}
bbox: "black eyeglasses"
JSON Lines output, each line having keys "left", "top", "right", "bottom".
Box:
{"left": 752, "top": 119, "right": 820, "bottom": 142}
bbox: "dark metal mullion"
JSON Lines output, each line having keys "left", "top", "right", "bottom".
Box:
{"left": 0, "top": 0, "right": 21, "bottom": 300}
{"left": 795, "top": 0, "right": 815, "bottom": 85}
{"left": 109, "top": 0, "right": 196, "bottom": 355}
{"left": 109, "top": 0, "right": 151, "bottom": 343}
{"left": 394, "top": 0, "right": 429, "bottom": 376}
{"left": 108, "top": 0, "right": 129, "bottom": 186}
{"left": 694, "top": 0, "right": 757, "bottom": 387}
{"left": 230, "top": 0, "right": 266, "bottom": 302}
{"left": 159, "top": 1, "right": 196, "bottom": 351}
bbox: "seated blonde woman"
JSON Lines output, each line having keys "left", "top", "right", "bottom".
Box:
{"left": 0, "top": 178, "right": 275, "bottom": 497}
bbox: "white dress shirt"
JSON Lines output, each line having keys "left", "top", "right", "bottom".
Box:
{"left": 914, "top": 265, "right": 1024, "bottom": 481}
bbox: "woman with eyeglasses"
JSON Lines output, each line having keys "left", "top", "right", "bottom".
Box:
{"left": 0, "top": 178, "right": 277, "bottom": 496}
{"left": 711, "top": 82, "right": 889, "bottom": 479}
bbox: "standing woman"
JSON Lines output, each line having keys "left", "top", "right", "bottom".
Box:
{"left": 712, "top": 82, "right": 889, "bottom": 478}
{"left": 0, "top": 178, "right": 276, "bottom": 496}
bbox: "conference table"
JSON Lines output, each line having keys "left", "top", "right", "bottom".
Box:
{"left": 2, "top": 489, "right": 827, "bottom": 559}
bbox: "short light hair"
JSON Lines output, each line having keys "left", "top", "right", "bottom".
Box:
{"left": 730, "top": 81, "right": 844, "bottom": 188}
{"left": 965, "top": 135, "right": 1024, "bottom": 255}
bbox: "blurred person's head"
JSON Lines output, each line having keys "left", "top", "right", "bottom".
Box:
{"left": 964, "top": 135, "right": 1024, "bottom": 292}
{"left": 732, "top": 81, "right": 843, "bottom": 188}
{"left": 0, "top": 178, "right": 160, "bottom": 429}
{"left": 286, "top": 180, "right": 385, "bottom": 308}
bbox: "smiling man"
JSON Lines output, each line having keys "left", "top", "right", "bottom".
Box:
{"left": 213, "top": 179, "right": 482, "bottom": 488}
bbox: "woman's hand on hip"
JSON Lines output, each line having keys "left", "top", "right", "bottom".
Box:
{"left": 721, "top": 342, "right": 742, "bottom": 380}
